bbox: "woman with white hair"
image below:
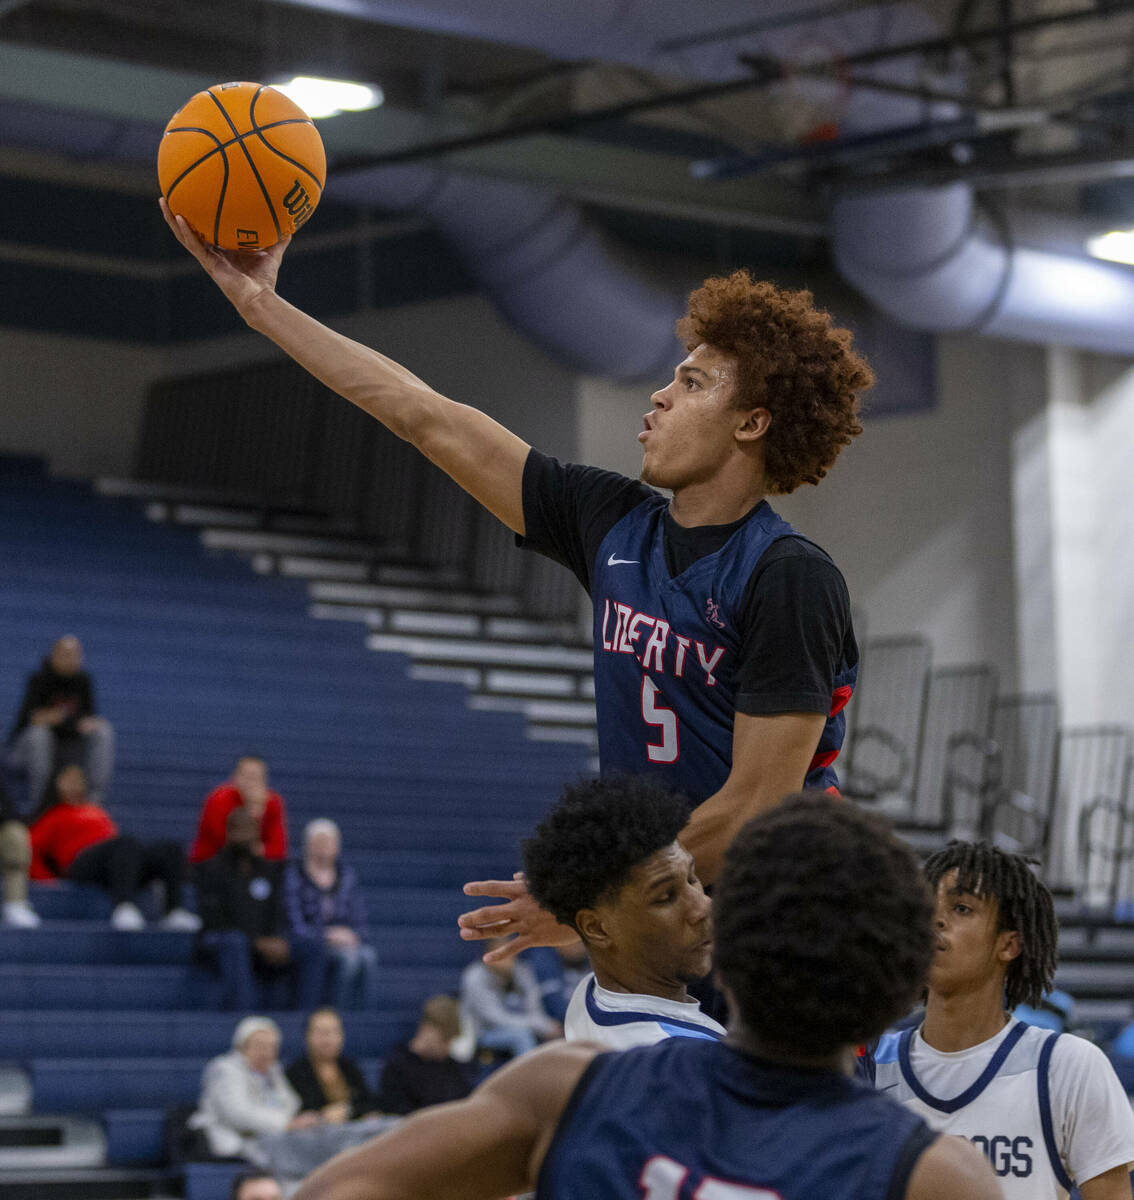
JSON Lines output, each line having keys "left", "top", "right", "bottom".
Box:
{"left": 190, "top": 1017, "right": 318, "bottom": 1159}
{"left": 284, "top": 819, "right": 378, "bottom": 1011}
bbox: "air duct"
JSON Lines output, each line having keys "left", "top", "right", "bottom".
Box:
{"left": 328, "top": 164, "right": 684, "bottom": 379}
{"left": 831, "top": 183, "right": 1134, "bottom": 357}
{"left": 302, "top": 0, "right": 943, "bottom": 377}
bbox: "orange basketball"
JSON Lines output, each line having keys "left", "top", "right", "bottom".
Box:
{"left": 158, "top": 81, "right": 326, "bottom": 251}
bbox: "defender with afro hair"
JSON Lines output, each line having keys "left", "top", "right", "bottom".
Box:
{"left": 714, "top": 793, "right": 934, "bottom": 1057}
{"left": 523, "top": 776, "right": 690, "bottom": 934}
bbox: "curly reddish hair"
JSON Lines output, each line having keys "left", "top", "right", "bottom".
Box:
{"left": 675, "top": 271, "right": 871, "bottom": 494}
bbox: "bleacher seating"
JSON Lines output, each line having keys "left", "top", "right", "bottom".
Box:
{"left": 8, "top": 448, "right": 1134, "bottom": 1197}
{"left": 0, "top": 455, "right": 591, "bottom": 1197}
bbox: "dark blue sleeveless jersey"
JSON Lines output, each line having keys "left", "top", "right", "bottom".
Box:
{"left": 592, "top": 494, "right": 856, "bottom": 808}
{"left": 538, "top": 1038, "right": 936, "bottom": 1200}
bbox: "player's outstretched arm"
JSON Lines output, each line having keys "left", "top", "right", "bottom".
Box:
{"left": 160, "top": 200, "right": 530, "bottom": 534}
{"left": 290, "top": 1041, "right": 599, "bottom": 1200}
{"left": 905, "top": 1135, "right": 1002, "bottom": 1200}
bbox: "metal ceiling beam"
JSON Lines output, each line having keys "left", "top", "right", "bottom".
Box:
{"left": 328, "top": 3, "right": 1119, "bottom": 180}
{"left": 0, "top": 41, "right": 819, "bottom": 233}
{"left": 841, "top": 141, "right": 1134, "bottom": 193}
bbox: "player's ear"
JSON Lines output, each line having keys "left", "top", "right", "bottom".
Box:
{"left": 576, "top": 908, "right": 611, "bottom": 950}
{"left": 735, "top": 407, "right": 771, "bottom": 443}
{"left": 996, "top": 929, "right": 1022, "bottom": 964}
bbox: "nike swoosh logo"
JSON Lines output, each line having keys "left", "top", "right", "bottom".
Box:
{"left": 607, "top": 554, "right": 640, "bottom": 566}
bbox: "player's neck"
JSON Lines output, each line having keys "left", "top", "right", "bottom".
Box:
{"left": 668, "top": 467, "right": 766, "bottom": 529}
{"left": 921, "top": 982, "right": 1012, "bottom": 1052}
{"left": 591, "top": 960, "right": 691, "bottom": 1005}
{"left": 731, "top": 1032, "right": 855, "bottom": 1075}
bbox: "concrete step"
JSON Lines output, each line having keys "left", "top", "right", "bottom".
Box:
{"left": 367, "top": 631, "right": 592, "bottom": 670}
{"left": 0, "top": 1116, "right": 105, "bottom": 1172}
{"left": 0, "top": 1166, "right": 174, "bottom": 1199}
{"left": 312, "top": 581, "right": 521, "bottom": 616}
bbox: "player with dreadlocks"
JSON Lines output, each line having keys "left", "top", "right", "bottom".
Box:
{"left": 872, "top": 840, "right": 1134, "bottom": 1200}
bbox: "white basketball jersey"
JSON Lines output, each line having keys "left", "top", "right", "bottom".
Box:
{"left": 563, "top": 973, "right": 726, "bottom": 1050}
{"left": 874, "top": 1020, "right": 1134, "bottom": 1199}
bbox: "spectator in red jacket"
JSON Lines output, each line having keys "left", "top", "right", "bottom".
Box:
{"left": 189, "top": 756, "right": 288, "bottom": 864}
{"left": 30, "top": 764, "right": 200, "bottom": 931}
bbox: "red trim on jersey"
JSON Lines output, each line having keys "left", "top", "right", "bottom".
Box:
{"left": 829, "top": 684, "right": 853, "bottom": 717}
{"left": 808, "top": 748, "right": 839, "bottom": 773}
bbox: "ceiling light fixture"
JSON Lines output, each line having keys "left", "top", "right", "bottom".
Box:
{"left": 1087, "top": 229, "right": 1134, "bottom": 267}
{"left": 273, "top": 76, "right": 383, "bottom": 120}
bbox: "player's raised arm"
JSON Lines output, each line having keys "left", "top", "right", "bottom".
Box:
{"left": 290, "top": 1041, "right": 598, "bottom": 1200}
{"left": 159, "top": 199, "right": 530, "bottom": 534}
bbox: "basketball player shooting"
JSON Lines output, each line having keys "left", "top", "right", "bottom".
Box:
{"left": 160, "top": 201, "right": 870, "bottom": 961}
{"left": 289, "top": 797, "right": 1000, "bottom": 1200}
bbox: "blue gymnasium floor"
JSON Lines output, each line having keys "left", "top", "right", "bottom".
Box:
{"left": 0, "top": 456, "right": 591, "bottom": 1186}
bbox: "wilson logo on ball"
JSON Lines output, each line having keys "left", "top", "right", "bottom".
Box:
{"left": 157, "top": 81, "right": 326, "bottom": 251}
{"left": 283, "top": 180, "right": 315, "bottom": 226}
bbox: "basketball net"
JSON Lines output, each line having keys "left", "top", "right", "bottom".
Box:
{"left": 771, "top": 38, "right": 852, "bottom": 145}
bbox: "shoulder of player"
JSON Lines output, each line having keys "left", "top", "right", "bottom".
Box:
{"left": 741, "top": 536, "right": 850, "bottom": 609}
{"left": 527, "top": 449, "right": 653, "bottom": 505}
{"left": 1045, "top": 1029, "right": 1117, "bottom": 1082}
{"left": 905, "top": 1133, "right": 1001, "bottom": 1200}
{"left": 481, "top": 1040, "right": 605, "bottom": 1125}
{"left": 755, "top": 535, "right": 842, "bottom": 573}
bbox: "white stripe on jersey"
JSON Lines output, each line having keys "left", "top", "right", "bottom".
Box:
{"left": 563, "top": 973, "right": 726, "bottom": 1050}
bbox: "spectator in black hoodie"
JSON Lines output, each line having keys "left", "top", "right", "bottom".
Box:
{"left": 195, "top": 808, "right": 326, "bottom": 1011}
{"left": 286, "top": 1008, "right": 379, "bottom": 1123}
{"left": 376, "top": 995, "right": 471, "bottom": 1116}
{"left": 6, "top": 636, "right": 115, "bottom": 811}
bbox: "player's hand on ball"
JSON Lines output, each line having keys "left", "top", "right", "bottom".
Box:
{"left": 458, "top": 871, "right": 579, "bottom": 964}
{"left": 159, "top": 197, "right": 289, "bottom": 315}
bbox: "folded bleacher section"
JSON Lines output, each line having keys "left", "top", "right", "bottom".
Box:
{"left": 840, "top": 632, "right": 1134, "bottom": 1055}
{"left": 0, "top": 454, "right": 591, "bottom": 1199}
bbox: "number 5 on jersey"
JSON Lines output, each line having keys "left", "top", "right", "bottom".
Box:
{"left": 641, "top": 676, "right": 679, "bottom": 763}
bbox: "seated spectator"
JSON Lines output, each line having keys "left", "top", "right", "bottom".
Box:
{"left": 189, "top": 1016, "right": 317, "bottom": 1160}
{"left": 285, "top": 1007, "right": 379, "bottom": 1123}
{"left": 29, "top": 764, "right": 198, "bottom": 930}
{"left": 524, "top": 942, "right": 589, "bottom": 1025}
{"left": 190, "top": 756, "right": 287, "bottom": 865}
{"left": 231, "top": 1171, "right": 283, "bottom": 1200}
{"left": 285, "top": 819, "right": 378, "bottom": 1011}
{"left": 376, "top": 995, "right": 472, "bottom": 1116}
{"left": 196, "top": 808, "right": 326, "bottom": 1011}
{"left": 0, "top": 778, "right": 38, "bottom": 928}
{"left": 459, "top": 937, "right": 562, "bottom": 1059}
{"left": 6, "top": 635, "right": 115, "bottom": 810}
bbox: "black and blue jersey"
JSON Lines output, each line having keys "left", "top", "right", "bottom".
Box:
{"left": 537, "top": 1037, "right": 935, "bottom": 1200}
{"left": 519, "top": 451, "right": 857, "bottom": 806}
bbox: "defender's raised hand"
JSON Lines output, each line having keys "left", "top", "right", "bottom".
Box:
{"left": 458, "top": 871, "right": 579, "bottom": 964}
